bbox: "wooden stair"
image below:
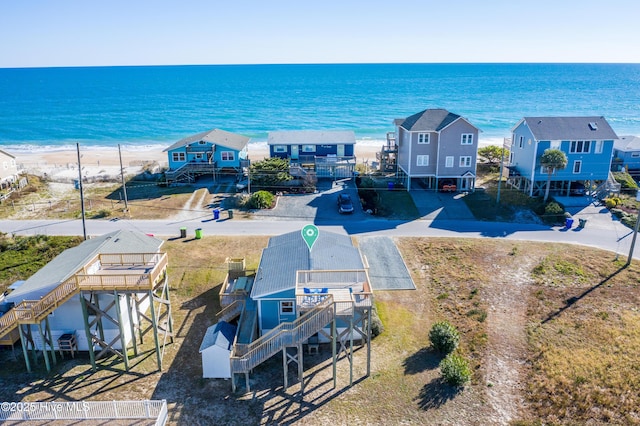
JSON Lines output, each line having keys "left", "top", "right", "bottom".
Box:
{"left": 216, "top": 299, "right": 245, "bottom": 323}
{"left": 0, "top": 252, "right": 167, "bottom": 342}
{"left": 230, "top": 297, "right": 334, "bottom": 374}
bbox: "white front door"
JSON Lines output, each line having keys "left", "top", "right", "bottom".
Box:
{"left": 337, "top": 144, "right": 345, "bottom": 157}
{"left": 291, "top": 145, "right": 299, "bottom": 160}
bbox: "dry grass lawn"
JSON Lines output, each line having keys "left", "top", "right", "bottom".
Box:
{"left": 1, "top": 237, "right": 639, "bottom": 425}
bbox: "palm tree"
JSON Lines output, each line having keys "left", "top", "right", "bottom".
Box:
{"left": 540, "top": 148, "right": 568, "bottom": 202}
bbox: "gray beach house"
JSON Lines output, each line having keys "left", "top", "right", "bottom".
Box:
{"left": 394, "top": 108, "right": 480, "bottom": 191}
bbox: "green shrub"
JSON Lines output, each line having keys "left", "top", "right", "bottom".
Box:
{"left": 621, "top": 213, "right": 636, "bottom": 229}
{"left": 440, "top": 353, "right": 472, "bottom": 386}
{"left": 370, "top": 305, "right": 384, "bottom": 337}
{"left": 613, "top": 171, "right": 638, "bottom": 190}
{"left": 543, "top": 201, "right": 564, "bottom": 224}
{"left": 248, "top": 191, "right": 275, "bottom": 209}
{"left": 610, "top": 208, "right": 624, "bottom": 219}
{"left": 605, "top": 198, "right": 618, "bottom": 209}
{"left": 429, "top": 321, "right": 460, "bottom": 354}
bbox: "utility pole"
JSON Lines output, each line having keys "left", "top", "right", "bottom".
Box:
{"left": 626, "top": 189, "right": 640, "bottom": 266}
{"left": 118, "top": 144, "right": 129, "bottom": 212}
{"left": 247, "top": 162, "right": 251, "bottom": 195}
{"left": 496, "top": 137, "right": 510, "bottom": 205}
{"left": 76, "top": 143, "right": 87, "bottom": 240}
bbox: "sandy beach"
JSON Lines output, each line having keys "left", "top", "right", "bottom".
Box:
{"left": 14, "top": 143, "right": 385, "bottom": 182}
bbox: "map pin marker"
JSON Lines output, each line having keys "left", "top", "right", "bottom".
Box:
{"left": 301, "top": 224, "right": 319, "bottom": 251}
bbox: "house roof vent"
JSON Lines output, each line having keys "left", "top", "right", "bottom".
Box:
{"left": 589, "top": 122, "right": 598, "bottom": 131}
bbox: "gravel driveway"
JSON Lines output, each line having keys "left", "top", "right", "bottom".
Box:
{"left": 357, "top": 236, "right": 416, "bottom": 290}
{"left": 250, "top": 178, "right": 365, "bottom": 222}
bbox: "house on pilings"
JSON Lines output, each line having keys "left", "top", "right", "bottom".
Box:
{"left": 0, "top": 230, "right": 173, "bottom": 373}
{"left": 213, "top": 229, "right": 373, "bottom": 393}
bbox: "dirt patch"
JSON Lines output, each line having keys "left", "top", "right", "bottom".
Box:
{"left": 482, "top": 253, "right": 536, "bottom": 422}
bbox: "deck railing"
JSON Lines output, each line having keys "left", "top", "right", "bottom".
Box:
{"left": 0, "top": 252, "right": 167, "bottom": 340}
{"left": 165, "top": 161, "right": 217, "bottom": 181}
{"left": 0, "top": 400, "right": 168, "bottom": 424}
{"left": 230, "top": 298, "right": 334, "bottom": 374}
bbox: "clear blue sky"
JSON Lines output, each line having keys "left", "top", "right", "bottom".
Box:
{"left": 1, "top": 0, "right": 639, "bottom": 68}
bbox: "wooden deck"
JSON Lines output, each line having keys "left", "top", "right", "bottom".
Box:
{"left": 0, "top": 252, "right": 167, "bottom": 341}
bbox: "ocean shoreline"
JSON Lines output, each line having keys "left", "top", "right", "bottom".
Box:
{"left": 1, "top": 135, "right": 511, "bottom": 155}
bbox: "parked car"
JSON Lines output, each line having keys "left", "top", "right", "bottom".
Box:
{"left": 337, "top": 193, "right": 354, "bottom": 214}
{"left": 570, "top": 181, "right": 586, "bottom": 196}
{"left": 439, "top": 179, "right": 457, "bottom": 192}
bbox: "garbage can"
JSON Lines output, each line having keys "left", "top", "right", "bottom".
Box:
{"left": 228, "top": 209, "right": 234, "bottom": 219}
{"left": 565, "top": 218, "right": 574, "bottom": 229}
{"left": 578, "top": 218, "right": 587, "bottom": 228}
{"left": 213, "top": 209, "right": 220, "bottom": 220}
{"left": 388, "top": 182, "right": 394, "bottom": 190}
{"left": 180, "top": 227, "right": 187, "bottom": 238}
{"left": 195, "top": 228, "right": 203, "bottom": 239}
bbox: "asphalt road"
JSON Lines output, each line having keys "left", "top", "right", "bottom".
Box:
{"left": 2, "top": 213, "right": 638, "bottom": 261}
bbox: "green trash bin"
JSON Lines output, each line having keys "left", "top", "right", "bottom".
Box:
{"left": 228, "top": 209, "right": 234, "bottom": 219}
{"left": 195, "top": 228, "right": 203, "bottom": 239}
{"left": 180, "top": 227, "right": 187, "bottom": 238}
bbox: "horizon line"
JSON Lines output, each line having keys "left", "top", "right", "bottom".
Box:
{"left": 1, "top": 61, "right": 639, "bottom": 70}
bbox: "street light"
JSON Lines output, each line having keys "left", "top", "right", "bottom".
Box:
{"left": 626, "top": 189, "right": 640, "bottom": 266}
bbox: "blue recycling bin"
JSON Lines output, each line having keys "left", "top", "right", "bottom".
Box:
{"left": 565, "top": 218, "right": 574, "bottom": 228}
{"left": 213, "top": 209, "right": 220, "bottom": 220}
{"left": 388, "top": 182, "right": 394, "bottom": 190}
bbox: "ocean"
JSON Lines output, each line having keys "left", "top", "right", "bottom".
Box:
{"left": 0, "top": 63, "right": 639, "bottom": 152}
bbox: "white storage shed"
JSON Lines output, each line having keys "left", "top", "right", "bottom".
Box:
{"left": 199, "top": 321, "right": 237, "bottom": 379}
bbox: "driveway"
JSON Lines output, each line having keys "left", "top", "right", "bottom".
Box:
{"left": 358, "top": 236, "right": 416, "bottom": 290}
{"left": 409, "top": 190, "right": 475, "bottom": 221}
{"left": 250, "top": 178, "right": 365, "bottom": 222}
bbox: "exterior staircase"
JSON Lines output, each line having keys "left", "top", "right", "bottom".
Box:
{"left": 165, "top": 162, "right": 216, "bottom": 184}
{"left": 230, "top": 297, "right": 334, "bottom": 375}
{"left": 0, "top": 253, "right": 167, "bottom": 343}
{"left": 215, "top": 299, "right": 245, "bottom": 323}
{"left": 592, "top": 172, "right": 621, "bottom": 202}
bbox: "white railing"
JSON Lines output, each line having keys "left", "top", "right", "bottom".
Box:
{"left": 230, "top": 298, "right": 334, "bottom": 373}
{"left": 0, "top": 400, "right": 168, "bottom": 424}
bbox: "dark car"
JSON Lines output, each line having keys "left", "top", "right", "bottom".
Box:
{"left": 570, "top": 181, "right": 586, "bottom": 196}
{"left": 337, "top": 193, "right": 354, "bottom": 214}
{"left": 438, "top": 179, "right": 457, "bottom": 192}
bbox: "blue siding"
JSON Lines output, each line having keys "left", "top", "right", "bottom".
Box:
{"left": 167, "top": 142, "right": 243, "bottom": 170}
{"left": 269, "top": 144, "right": 354, "bottom": 159}
{"left": 511, "top": 121, "right": 613, "bottom": 182}
{"left": 270, "top": 146, "right": 290, "bottom": 158}
{"left": 260, "top": 300, "right": 280, "bottom": 330}
{"left": 613, "top": 149, "right": 640, "bottom": 171}
{"left": 510, "top": 122, "right": 538, "bottom": 178}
